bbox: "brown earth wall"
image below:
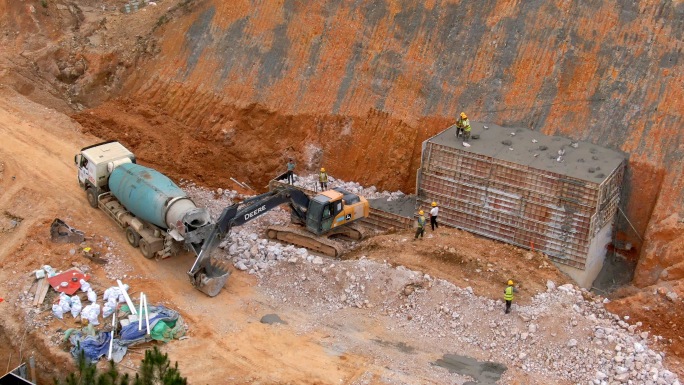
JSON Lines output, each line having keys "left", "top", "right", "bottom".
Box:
{"left": 6, "top": 0, "right": 683, "bottom": 286}
{"left": 113, "top": 0, "right": 684, "bottom": 287}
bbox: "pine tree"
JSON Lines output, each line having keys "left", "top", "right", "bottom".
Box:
{"left": 133, "top": 347, "right": 186, "bottom": 385}
{"left": 55, "top": 346, "right": 184, "bottom": 385}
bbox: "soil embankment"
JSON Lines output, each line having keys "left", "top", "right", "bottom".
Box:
{"left": 82, "top": 0, "right": 684, "bottom": 288}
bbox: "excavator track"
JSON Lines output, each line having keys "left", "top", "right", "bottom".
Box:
{"left": 266, "top": 225, "right": 344, "bottom": 258}
{"left": 323, "top": 222, "right": 366, "bottom": 240}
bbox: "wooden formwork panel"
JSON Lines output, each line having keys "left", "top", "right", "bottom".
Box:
{"left": 491, "top": 163, "right": 530, "bottom": 190}
{"left": 422, "top": 172, "right": 595, "bottom": 239}
{"left": 520, "top": 233, "right": 587, "bottom": 264}
{"left": 590, "top": 193, "right": 620, "bottom": 236}
{"left": 522, "top": 170, "right": 562, "bottom": 197}
{"left": 458, "top": 156, "right": 492, "bottom": 178}
{"left": 427, "top": 144, "right": 492, "bottom": 178}
{"left": 420, "top": 142, "right": 605, "bottom": 269}
{"left": 541, "top": 235, "right": 589, "bottom": 263}
{"left": 558, "top": 178, "right": 599, "bottom": 208}
{"left": 491, "top": 158, "right": 600, "bottom": 209}
{"left": 483, "top": 185, "right": 521, "bottom": 214}
{"left": 522, "top": 189, "right": 562, "bottom": 209}
{"left": 421, "top": 174, "right": 462, "bottom": 197}
{"left": 422, "top": 173, "right": 487, "bottom": 206}
{"left": 360, "top": 208, "right": 413, "bottom": 231}
{"left": 522, "top": 201, "right": 553, "bottom": 223}
{"left": 597, "top": 163, "right": 625, "bottom": 208}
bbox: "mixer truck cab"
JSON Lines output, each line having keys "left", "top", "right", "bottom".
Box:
{"left": 75, "top": 140, "right": 136, "bottom": 207}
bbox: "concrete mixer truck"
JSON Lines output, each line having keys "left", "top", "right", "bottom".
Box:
{"left": 74, "top": 140, "right": 229, "bottom": 296}
{"left": 75, "top": 140, "right": 370, "bottom": 297}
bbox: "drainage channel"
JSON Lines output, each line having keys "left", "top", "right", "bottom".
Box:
{"left": 432, "top": 354, "right": 507, "bottom": 385}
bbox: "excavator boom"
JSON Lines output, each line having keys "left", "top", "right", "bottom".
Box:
{"left": 188, "top": 186, "right": 369, "bottom": 296}
{"left": 188, "top": 188, "right": 310, "bottom": 296}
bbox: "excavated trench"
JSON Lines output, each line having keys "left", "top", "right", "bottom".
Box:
{"left": 73, "top": 97, "right": 450, "bottom": 194}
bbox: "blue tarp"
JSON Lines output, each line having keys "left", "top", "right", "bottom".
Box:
{"left": 66, "top": 305, "right": 185, "bottom": 363}
{"left": 118, "top": 305, "right": 185, "bottom": 344}
{"left": 68, "top": 328, "right": 126, "bottom": 363}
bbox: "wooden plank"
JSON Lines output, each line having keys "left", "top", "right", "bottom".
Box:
{"left": 32, "top": 279, "right": 46, "bottom": 306}
{"left": 38, "top": 278, "right": 50, "bottom": 306}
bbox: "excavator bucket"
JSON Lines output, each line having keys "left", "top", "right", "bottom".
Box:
{"left": 50, "top": 218, "right": 85, "bottom": 244}
{"left": 187, "top": 216, "right": 233, "bottom": 297}
{"left": 189, "top": 260, "right": 231, "bottom": 297}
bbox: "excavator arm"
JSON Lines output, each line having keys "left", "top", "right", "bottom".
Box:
{"left": 188, "top": 188, "right": 311, "bottom": 296}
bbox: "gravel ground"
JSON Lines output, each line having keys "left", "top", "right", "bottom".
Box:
{"left": 179, "top": 182, "right": 681, "bottom": 384}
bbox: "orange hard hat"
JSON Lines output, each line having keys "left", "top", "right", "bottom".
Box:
{"left": 321, "top": 168, "right": 325, "bottom": 172}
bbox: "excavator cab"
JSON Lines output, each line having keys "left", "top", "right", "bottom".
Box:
{"left": 306, "top": 188, "right": 368, "bottom": 235}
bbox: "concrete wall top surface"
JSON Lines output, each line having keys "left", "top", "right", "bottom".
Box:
{"left": 430, "top": 123, "right": 626, "bottom": 184}
{"left": 368, "top": 195, "right": 416, "bottom": 218}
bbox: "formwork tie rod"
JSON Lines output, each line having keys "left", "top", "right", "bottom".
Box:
{"left": 617, "top": 206, "right": 643, "bottom": 242}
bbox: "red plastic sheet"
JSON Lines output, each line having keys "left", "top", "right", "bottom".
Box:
{"left": 47, "top": 268, "right": 90, "bottom": 295}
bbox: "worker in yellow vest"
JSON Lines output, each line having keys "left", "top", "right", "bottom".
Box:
{"left": 455, "top": 112, "right": 471, "bottom": 142}
{"left": 504, "top": 279, "right": 516, "bottom": 314}
{"left": 414, "top": 210, "right": 426, "bottom": 240}
{"left": 319, "top": 168, "right": 328, "bottom": 190}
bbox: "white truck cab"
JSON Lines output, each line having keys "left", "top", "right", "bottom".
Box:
{"left": 75, "top": 140, "right": 136, "bottom": 206}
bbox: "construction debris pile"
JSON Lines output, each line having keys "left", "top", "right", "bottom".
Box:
{"left": 16, "top": 253, "right": 186, "bottom": 366}
{"left": 257, "top": 257, "right": 681, "bottom": 385}
{"left": 178, "top": 181, "right": 683, "bottom": 384}
{"left": 288, "top": 173, "right": 408, "bottom": 201}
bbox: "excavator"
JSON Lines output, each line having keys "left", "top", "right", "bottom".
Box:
{"left": 188, "top": 186, "right": 369, "bottom": 296}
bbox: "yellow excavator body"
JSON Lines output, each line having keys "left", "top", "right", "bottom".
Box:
{"left": 318, "top": 189, "right": 370, "bottom": 230}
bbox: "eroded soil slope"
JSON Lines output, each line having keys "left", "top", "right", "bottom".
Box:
{"left": 73, "top": 0, "right": 684, "bottom": 287}
{"left": 73, "top": 98, "right": 434, "bottom": 192}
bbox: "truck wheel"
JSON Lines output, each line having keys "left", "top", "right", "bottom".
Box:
{"left": 86, "top": 188, "right": 98, "bottom": 208}
{"left": 125, "top": 227, "right": 140, "bottom": 248}
{"left": 139, "top": 239, "right": 154, "bottom": 259}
